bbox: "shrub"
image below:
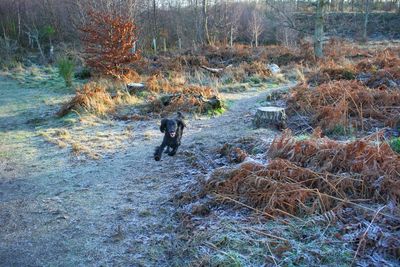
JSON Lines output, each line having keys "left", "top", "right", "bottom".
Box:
{"left": 58, "top": 57, "right": 75, "bottom": 87}
{"left": 80, "top": 9, "right": 140, "bottom": 78}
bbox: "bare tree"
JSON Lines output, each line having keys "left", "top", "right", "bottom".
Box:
{"left": 249, "top": 8, "right": 263, "bottom": 47}
{"left": 227, "top": 2, "right": 243, "bottom": 47}
{"left": 202, "top": 0, "right": 211, "bottom": 44}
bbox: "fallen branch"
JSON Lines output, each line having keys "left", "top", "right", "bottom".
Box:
{"left": 200, "top": 64, "right": 232, "bottom": 74}
{"left": 241, "top": 227, "right": 289, "bottom": 242}
{"left": 351, "top": 205, "right": 386, "bottom": 265}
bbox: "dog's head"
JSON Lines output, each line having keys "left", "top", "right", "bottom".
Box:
{"left": 160, "top": 119, "right": 179, "bottom": 138}
{"left": 160, "top": 112, "right": 186, "bottom": 137}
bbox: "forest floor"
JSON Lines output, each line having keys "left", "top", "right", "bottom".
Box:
{"left": 0, "top": 75, "right": 296, "bottom": 266}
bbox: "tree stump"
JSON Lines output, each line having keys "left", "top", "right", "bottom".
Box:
{"left": 253, "top": 107, "right": 287, "bottom": 129}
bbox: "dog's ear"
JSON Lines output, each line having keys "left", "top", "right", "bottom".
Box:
{"left": 160, "top": 119, "right": 168, "bottom": 133}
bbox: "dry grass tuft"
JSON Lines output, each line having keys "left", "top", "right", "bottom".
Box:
{"left": 58, "top": 82, "right": 114, "bottom": 116}
{"left": 145, "top": 74, "right": 221, "bottom": 114}
{"left": 71, "top": 142, "right": 100, "bottom": 159}
{"left": 58, "top": 81, "right": 139, "bottom": 117}
{"left": 120, "top": 69, "right": 141, "bottom": 84}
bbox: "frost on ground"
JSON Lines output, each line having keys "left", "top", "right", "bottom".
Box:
{"left": 0, "top": 76, "right": 289, "bottom": 266}
{"left": 3, "top": 74, "right": 396, "bottom": 266}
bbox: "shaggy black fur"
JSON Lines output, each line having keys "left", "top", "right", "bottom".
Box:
{"left": 154, "top": 112, "right": 186, "bottom": 161}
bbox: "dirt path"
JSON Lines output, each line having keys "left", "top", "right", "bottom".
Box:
{"left": 0, "top": 78, "right": 292, "bottom": 266}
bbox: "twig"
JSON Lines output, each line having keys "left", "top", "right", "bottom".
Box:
{"left": 351, "top": 205, "right": 386, "bottom": 265}
{"left": 283, "top": 188, "right": 399, "bottom": 220}
{"left": 266, "top": 241, "right": 279, "bottom": 267}
{"left": 273, "top": 208, "right": 304, "bottom": 222}
{"left": 241, "top": 227, "right": 289, "bottom": 242}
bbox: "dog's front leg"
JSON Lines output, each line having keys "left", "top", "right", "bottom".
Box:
{"left": 154, "top": 139, "right": 167, "bottom": 161}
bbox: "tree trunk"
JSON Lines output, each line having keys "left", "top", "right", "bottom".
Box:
{"left": 314, "top": 0, "right": 325, "bottom": 59}
{"left": 194, "top": 0, "right": 201, "bottom": 43}
{"left": 362, "top": 0, "right": 370, "bottom": 43}
{"left": 153, "top": 38, "right": 157, "bottom": 54}
{"left": 163, "top": 38, "right": 167, "bottom": 52}
{"left": 229, "top": 26, "right": 233, "bottom": 47}
{"left": 202, "top": 0, "right": 211, "bottom": 45}
{"left": 339, "top": 0, "right": 344, "bottom": 12}
{"left": 153, "top": 0, "right": 157, "bottom": 38}
{"left": 17, "top": 4, "right": 21, "bottom": 40}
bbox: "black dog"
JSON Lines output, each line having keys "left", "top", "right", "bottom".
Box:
{"left": 154, "top": 112, "right": 186, "bottom": 161}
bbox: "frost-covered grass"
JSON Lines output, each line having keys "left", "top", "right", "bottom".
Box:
{"left": 182, "top": 210, "right": 354, "bottom": 266}
{"left": 1, "top": 64, "right": 69, "bottom": 90}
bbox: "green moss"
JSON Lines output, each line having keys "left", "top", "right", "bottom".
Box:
{"left": 389, "top": 137, "right": 400, "bottom": 154}
{"left": 248, "top": 76, "right": 262, "bottom": 84}
{"left": 207, "top": 106, "right": 226, "bottom": 116}
{"left": 341, "top": 69, "right": 355, "bottom": 80}
{"left": 327, "top": 124, "right": 355, "bottom": 136}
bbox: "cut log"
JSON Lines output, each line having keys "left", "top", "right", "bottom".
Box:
{"left": 253, "top": 107, "right": 287, "bottom": 129}
{"left": 127, "top": 82, "right": 145, "bottom": 94}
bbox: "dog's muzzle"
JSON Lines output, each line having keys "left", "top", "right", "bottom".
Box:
{"left": 169, "top": 131, "right": 176, "bottom": 137}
